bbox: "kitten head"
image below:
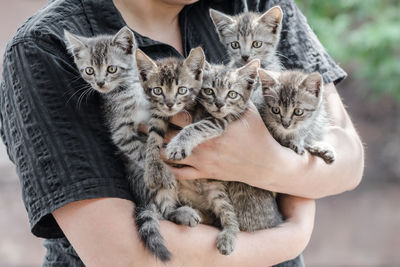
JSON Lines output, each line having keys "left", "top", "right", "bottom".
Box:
{"left": 209, "top": 6, "right": 282, "bottom": 67}
{"left": 64, "top": 26, "right": 137, "bottom": 93}
{"left": 259, "top": 69, "right": 324, "bottom": 131}
{"left": 135, "top": 47, "right": 205, "bottom": 117}
{"left": 200, "top": 59, "right": 260, "bottom": 119}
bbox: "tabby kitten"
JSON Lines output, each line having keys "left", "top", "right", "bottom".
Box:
{"left": 259, "top": 69, "right": 335, "bottom": 163}
{"left": 134, "top": 47, "right": 205, "bottom": 261}
{"left": 65, "top": 27, "right": 174, "bottom": 262}
{"left": 64, "top": 27, "right": 149, "bottom": 168}
{"left": 165, "top": 60, "right": 260, "bottom": 255}
{"left": 209, "top": 6, "right": 283, "bottom": 71}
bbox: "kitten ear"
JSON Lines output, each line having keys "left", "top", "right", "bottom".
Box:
{"left": 64, "top": 30, "right": 87, "bottom": 57}
{"left": 300, "top": 72, "right": 323, "bottom": 98}
{"left": 237, "top": 59, "right": 260, "bottom": 91}
{"left": 258, "top": 6, "right": 283, "bottom": 34}
{"left": 258, "top": 69, "right": 279, "bottom": 94}
{"left": 112, "top": 26, "right": 136, "bottom": 54}
{"left": 204, "top": 61, "right": 211, "bottom": 71}
{"left": 135, "top": 49, "right": 157, "bottom": 82}
{"left": 183, "top": 47, "right": 205, "bottom": 81}
{"left": 209, "top": 9, "right": 235, "bottom": 36}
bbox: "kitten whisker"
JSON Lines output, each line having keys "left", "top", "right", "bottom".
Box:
{"left": 274, "top": 52, "right": 290, "bottom": 61}
{"left": 76, "top": 87, "right": 95, "bottom": 109}
{"left": 65, "top": 85, "right": 92, "bottom": 105}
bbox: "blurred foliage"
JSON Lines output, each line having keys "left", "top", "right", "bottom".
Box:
{"left": 295, "top": 0, "right": 400, "bottom": 100}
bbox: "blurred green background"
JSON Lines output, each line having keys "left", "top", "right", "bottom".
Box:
{"left": 296, "top": 0, "right": 400, "bottom": 100}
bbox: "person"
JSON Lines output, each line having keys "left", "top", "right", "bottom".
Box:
{"left": 0, "top": 0, "right": 363, "bottom": 266}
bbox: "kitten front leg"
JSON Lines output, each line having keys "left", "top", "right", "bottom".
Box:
{"left": 208, "top": 184, "right": 240, "bottom": 255}
{"left": 145, "top": 116, "right": 175, "bottom": 189}
{"left": 154, "top": 188, "right": 201, "bottom": 227}
{"left": 166, "top": 117, "right": 227, "bottom": 160}
{"left": 306, "top": 142, "right": 336, "bottom": 164}
{"left": 288, "top": 142, "right": 306, "bottom": 155}
{"left": 281, "top": 138, "right": 306, "bottom": 155}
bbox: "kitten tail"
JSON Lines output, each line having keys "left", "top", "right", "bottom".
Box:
{"left": 135, "top": 205, "right": 172, "bottom": 262}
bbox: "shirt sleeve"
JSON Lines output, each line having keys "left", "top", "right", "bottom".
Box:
{"left": 262, "top": 0, "right": 347, "bottom": 84}
{"left": 0, "top": 38, "right": 133, "bottom": 238}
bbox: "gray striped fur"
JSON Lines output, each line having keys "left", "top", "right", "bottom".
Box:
{"left": 209, "top": 6, "right": 283, "bottom": 71}
{"left": 64, "top": 27, "right": 149, "bottom": 168}
{"left": 65, "top": 27, "right": 175, "bottom": 261}
{"left": 135, "top": 47, "right": 206, "bottom": 261}
{"left": 165, "top": 60, "right": 260, "bottom": 255}
{"left": 259, "top": 69, "right": 335, "bottom": 164}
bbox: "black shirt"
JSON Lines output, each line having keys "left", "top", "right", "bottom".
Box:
{"left": 0, "top": 0, "right": 346, "bottom": 264}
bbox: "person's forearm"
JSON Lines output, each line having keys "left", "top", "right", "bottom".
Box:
{"left": 252, "top": 83, "right": 364, "bottom": 199}
{"left": 53, "top": 197, "right": 314, "bottom": 266}
{"left": 161, "top": 196, "right": 315, "bottom": 267}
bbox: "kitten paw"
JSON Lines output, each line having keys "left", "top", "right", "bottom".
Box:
{"left": 307, "top": 143, "right": 336, "bottom": 164}
{"left": 145, "top": 161, "right": 176, "bottom": 190}
{"left": 216, "top": 230, "right": 237, "bottom": 255}
{"left": 289, "top": 143, "right": 305, "bottom": 155}
{"left": 166, "top": 141, "right": 192, "bottom": 161}
{"left": 169, "top": 206, "right": 201, "bottom": 227}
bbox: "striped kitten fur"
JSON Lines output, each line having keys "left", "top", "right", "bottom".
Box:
{"left": 64, "top": 27, "right": 149, "bottom": 168}
{"left": 64, "top": 27, "right": 172, "bottom": 261}
{"left": 166, "top": 61, "right": 304, "bottom": 264}
{"left": 135, "top": 47, "right": 206, "bottom": 261}
{"left": 209, "top": 6, "right": 283, "bottom": 71}
{"left": 165, "top": 60, "right": 261, "bottom": 255}
{"left": 259, "top": 69, "right": 335, "bottom": 164}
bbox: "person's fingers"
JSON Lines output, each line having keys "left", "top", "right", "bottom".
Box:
{"left": 169, "top": 111, "right": 193, "bottom": 128}
{"left": 168, "top": 165, "right": 203, "bottom": 180}
{"left": 164, "top": 128, "right": 180, "bottom": 144}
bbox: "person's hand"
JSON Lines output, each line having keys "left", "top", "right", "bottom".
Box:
{"left": 162, "top": 102, "right": 302, "bottom": 188}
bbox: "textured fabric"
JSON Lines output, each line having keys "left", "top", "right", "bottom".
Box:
{"left": 0, "top": 0, "right": 346, "bottom": 265}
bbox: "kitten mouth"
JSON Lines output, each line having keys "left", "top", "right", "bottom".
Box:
{"left": 214, "top": 110, "right": 227, "bottom": 118}
{"left": 163, "top": 108, "right": 179, "bottom": 116}
{"left": 95, "top": 86, "right": 110, "bottom": 93}
{"left": 281, "top": 125, "right": 293, "bottom": 131}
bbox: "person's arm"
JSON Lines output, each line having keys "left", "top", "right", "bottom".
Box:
{"left": 164, "top": 82, "right": 363, "bottom": 199}
{"left": 53, "top": 195, "right": 315, "bottom": 267}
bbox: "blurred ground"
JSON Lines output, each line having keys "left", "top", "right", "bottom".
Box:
{"left": 0, "top": 1, "right": 399, "bottom": 266}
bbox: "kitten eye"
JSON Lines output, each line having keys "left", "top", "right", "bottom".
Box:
{"left": 231, "top": 41, "right": 240, "bottom": 49}
{"left": 293, "top": 108, "right": 304, "bottom": 116}
{"left": 227, "top": 91, "right": 238, "bottom": 99}
{"left": 203, "top": 88, "right": 214, "bottom": 95}
{"left": 107, "top": 65, "right": 118, "bottom": 73}
{"left": 271, "top": 107, "right": 280, "bottom": 114}
{"left": 177, "top": 87, "right": 188, "bottom": 95}
{"left": 85, "top": 67, "right": 94, "bottom": 75}
{"left": 152, "top": 87, "right": 163, "bottom": 95}
{"left": 252, "top": 41, "right": 263, "bottom": 48}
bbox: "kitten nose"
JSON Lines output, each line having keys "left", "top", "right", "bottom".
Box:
{"left": 282, "top": 120, "right": 291, "bottom": 128}
{"left": 215, "top": 101, "right": 224, "bottom": 109}
{"left": 166, "top": 103, "right": 174, "bottom": 108}
{"left": 96, "top": 81, "right": 105, "bottom": 88}
{"left": 242, "top": 55, "right": 249, "bottom": 62}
